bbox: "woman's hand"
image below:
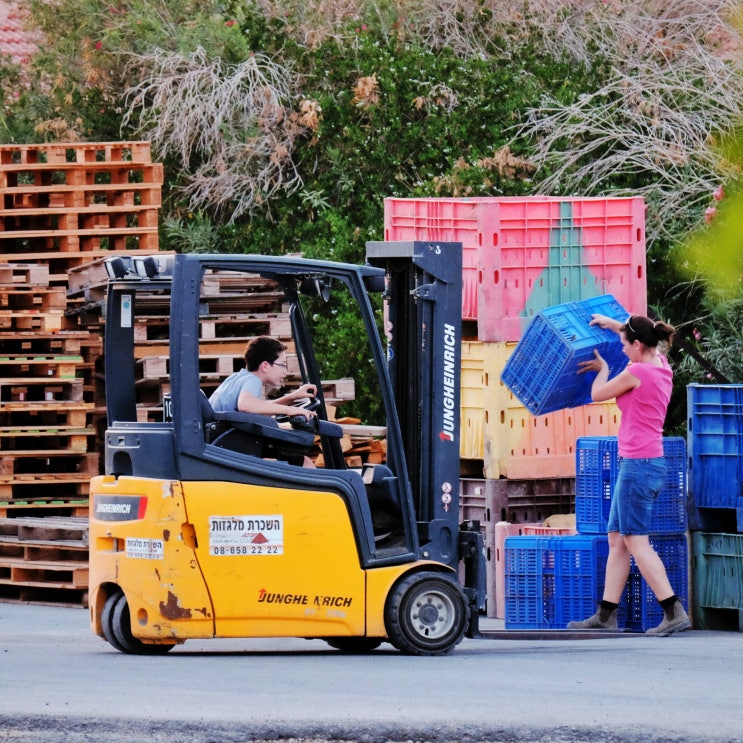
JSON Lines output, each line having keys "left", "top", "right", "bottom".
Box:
{"left": 589, "top": 314, "right": 623, "bottom": 333}
{"left": 577, "top": 349, "right": 608, "bottom": 375}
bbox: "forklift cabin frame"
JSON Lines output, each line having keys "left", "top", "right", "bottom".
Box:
{"left": 102, "top": 246, "right": 471, "bottom": 577}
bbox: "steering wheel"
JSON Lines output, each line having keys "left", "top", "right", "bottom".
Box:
{"left": 292, "top": 397, "right": 321, "bottom": 414}
{"left": 275, "top": 396, "right": 322, "bottom": 431}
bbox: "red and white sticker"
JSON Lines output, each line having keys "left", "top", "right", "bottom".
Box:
{"left": 208, "top": 515, "right": 284, "bottom": 556}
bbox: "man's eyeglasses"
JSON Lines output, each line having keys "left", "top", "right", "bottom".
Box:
{"left": 272, "top": 361, "right": 288, "bottom": 369}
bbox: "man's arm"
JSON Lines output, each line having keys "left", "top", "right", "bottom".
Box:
{"left": 273, "top": 383, "right": 317, "bottom": 407}
{"left": 236, "top": 386, "right": 317, "bottom": 418}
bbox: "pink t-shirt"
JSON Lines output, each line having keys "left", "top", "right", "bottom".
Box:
{"left": 615, "top": 354, "right": 673, "bottom": 459}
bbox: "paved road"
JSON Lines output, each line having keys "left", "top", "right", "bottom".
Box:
{"left": 1, "top": 602, "right": 742, "bottom": 742}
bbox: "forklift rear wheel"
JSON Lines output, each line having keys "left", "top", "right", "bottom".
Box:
{"left": 324, "top": 637, "right": 383, "bottom": 653}
{"left": 101, "top": 591, "right": 129, "bottom": 653}
{"left": 111, "top": 594, "right": 177, "bottom": 655}
{"left": 384, "top": 571, "right": 468, "bottom": 655}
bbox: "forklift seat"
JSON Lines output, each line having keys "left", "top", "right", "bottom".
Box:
{"left": 200, "top": 392, "right": 315, "bottom": 464}
{"left": 360, "top": 463, "right": 401, "bottom": 514}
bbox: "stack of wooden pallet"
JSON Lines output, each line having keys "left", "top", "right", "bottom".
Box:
{"left": 0, "top": 261, "right": 99, "bottom": 508}
{"left": 0, "top": 515, "right": 88, "bottom": 606}
{"left": 0, "top": 140, "right": 163, "bottom": 606}
{"left": 0, "top": 140, "right": 161, "bottom": 257}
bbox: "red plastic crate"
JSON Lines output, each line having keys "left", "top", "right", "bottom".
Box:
{"left": 384, "top": 196, "right": 647, "bottom": 340}
{"left": 384, "top": 198, "right": 485, "bottom": 320}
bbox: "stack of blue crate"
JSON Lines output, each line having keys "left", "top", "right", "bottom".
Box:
{"left": 687, "top": 384, "right": 743, "bottom": 630}
{"left": 574, "top": 436, "right": 688, "bottom": 631}
{"left": 504, "top": 533, "right": 611, "bottom": 629}
{"left": 505, "top": 437, "right": 688, "bottom": 630}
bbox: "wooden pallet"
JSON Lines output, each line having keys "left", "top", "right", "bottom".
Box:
{"left": 135, "top": 354, "right": 238, "bottom": 381}
{"left": 0, "top": 310, "right": 67, "bottom": 332}
{"left": 0, "top": 401, "right": 93, "bottom": 427}
{"left": 0, "top": 286, "right": 67, "bottom": 312}
{"left": 0, "top": 355, "right": 83, "bottom": 379}
{"left": 0, "top": 141, "right": 152, "bottom": 165}
{"left": 0, "top": 477, "right": 90, "bottom": 500}
{"left": 0, "top": 249, "right": 164, "bottom": 269}
{"left": 0, "top": 330, "right": 95, "bottom": 356}
{"left": 0, "top": 500, "right": 89, "bottom": 518}
{"left": 0, "top": 514, "right": 88, "bottom": 544}
{"left": 0, "top": 426, "right": 95, "bottom": 453}
{"left": 0, "top": 262, "right": 49, "bottom": 286}
{"left": 0, "top": 450, "right": 99, "bottom": 476}
{"left": 0, "top": 376, "right": 84, "bottom": 402}
{"left": 0, "top": 514, "right": 89, "bottom": 606}
{"left": 0, "top": 226, "right": 160, "bottom": 253}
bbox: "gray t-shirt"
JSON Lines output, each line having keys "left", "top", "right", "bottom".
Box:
{"left": 208, "top": 369, "right": 262, "bottom": 412}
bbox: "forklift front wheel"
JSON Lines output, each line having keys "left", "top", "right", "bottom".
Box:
{"left": 384, "top": 571, "right": 468, "bottom": 656}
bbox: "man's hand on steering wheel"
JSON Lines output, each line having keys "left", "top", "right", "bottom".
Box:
{"left": 293, "top": 383, "right": 318, "bottom": 402}
{"left": 289, "top": 384, "right": 319, "bottom": 419}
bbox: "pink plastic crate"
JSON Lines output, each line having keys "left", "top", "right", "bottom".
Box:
{"left": 384, "top": 198, "right": 485, "bottom": 319}
{"left": 384, "top": 196, "right": 647, "bottom": 340}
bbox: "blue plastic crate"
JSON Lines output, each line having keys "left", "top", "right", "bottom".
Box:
{"left": 504, "top": 534, "right": 611, "bottom": 629}
{"left": 500, "top": 295, "right": 628, "bottom": 415}
{"left": 624, "top": 534, "right": 688, "bottom": 632}
{"left": 687, "top": 384, "right": 743, "bottom": 509}
{"left": 505, "top": 533, "right": 687, "bottom": 631}
{"left": 575, "top": 436, "right": 687, "bottom": 534}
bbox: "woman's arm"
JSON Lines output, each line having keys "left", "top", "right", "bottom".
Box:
{"left": 578, "top": 349, "right": 639, "bottom": 402}
{"left": 589, "top": 314, "right": 624, "bottom": 335}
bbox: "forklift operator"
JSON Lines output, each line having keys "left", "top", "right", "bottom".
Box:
{"left": 209, "top": 336, "right": 318, "bottom": 467}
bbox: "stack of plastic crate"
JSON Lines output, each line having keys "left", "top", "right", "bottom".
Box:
{"left": 687, "top": 384, "right": 743, "bottom": 630}
{"left": 460, "top": 477, "right": 578, "bottom": 619}
{"left": 386, "top": 196, "right": 645, "bottom": 480}
{"left": 504, "top": 533, "right": 610, "bottom": 629}
{"left": 387, "top": 196, "right": 649, "bottom": 619}
{"left": 384, "top": 196, "right": 647, "bottom": 339}
{"left": 504, "top": 436, "right": 688, "bottom": 630}
{"left": 573, "top": 436, "right": 688, "bottom": 632}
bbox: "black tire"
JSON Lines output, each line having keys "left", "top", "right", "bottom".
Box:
{"left": 324, "top": 637, "right": 383, "bottom": 653}
{"left": 101, "top": 591, "right": 129, "bottom": 653}
{"left": 384, "top": 571, "right": 469, "bottom": 656}
{"left": 111, "top": 594, "right": 177, "bottom": 655}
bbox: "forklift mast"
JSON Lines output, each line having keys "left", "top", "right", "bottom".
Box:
{"left": 365, "top": 241, "right": 463, "bottom": 567}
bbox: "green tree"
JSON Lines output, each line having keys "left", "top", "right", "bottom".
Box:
{"left": 4, "top": 0, "right": 742, "bottom": 418}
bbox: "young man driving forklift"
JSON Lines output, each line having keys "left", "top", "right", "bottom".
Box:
{"left": 208, "top": 335, "right": 318, "bottom": 467}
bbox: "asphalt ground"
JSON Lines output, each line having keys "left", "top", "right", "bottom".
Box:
{"left": 1, "top": 602, "right": 742, "bottom": 743}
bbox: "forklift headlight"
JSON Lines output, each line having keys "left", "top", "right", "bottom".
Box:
{"left": 105, "top": 257, "right": 131, "bottom": 279}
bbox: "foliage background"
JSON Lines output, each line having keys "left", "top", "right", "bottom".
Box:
{"left": 2, "top": 0, "right": 743, "bottom": 430}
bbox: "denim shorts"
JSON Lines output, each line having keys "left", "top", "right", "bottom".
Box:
{"left": 606, "top": 457, "right": 666, "bottom": 536}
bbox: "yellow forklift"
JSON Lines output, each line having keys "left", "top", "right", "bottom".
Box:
{"left": 89, "top": 242, "right": 486, "bottom": 655}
